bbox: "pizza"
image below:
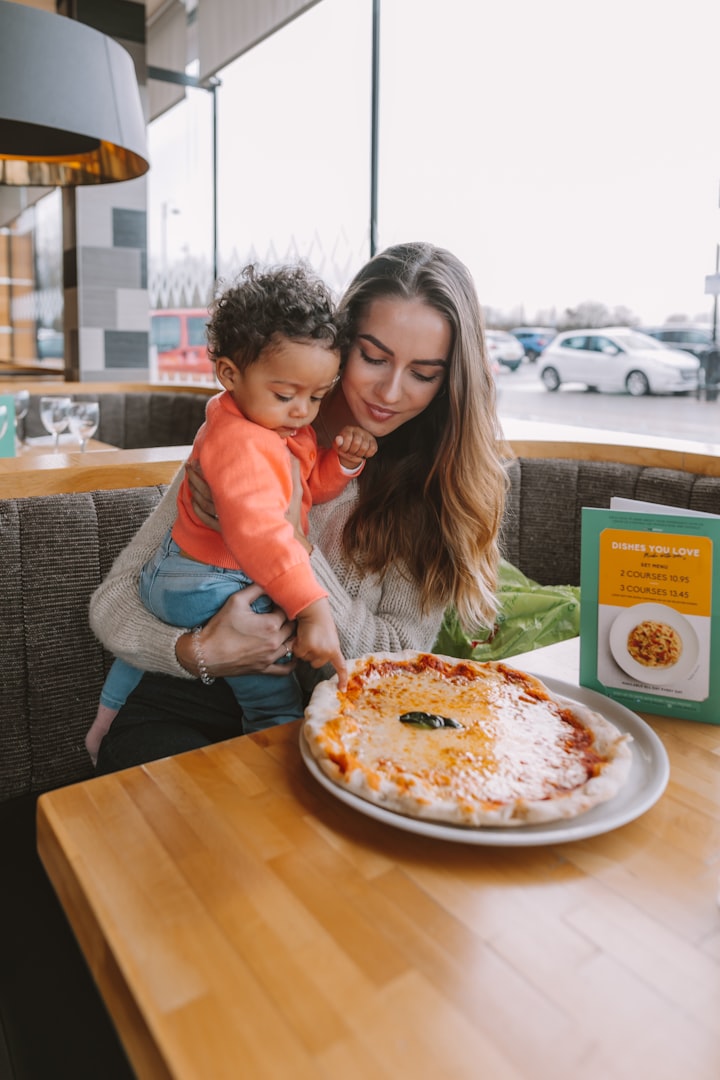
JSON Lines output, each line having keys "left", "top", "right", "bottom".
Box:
{"left": 302, "top": 651, "right": 633, "bottom": 828}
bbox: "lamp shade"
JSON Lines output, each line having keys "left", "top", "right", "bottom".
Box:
{"left": 0, "top": 0, "right": 149, "bottom": 185}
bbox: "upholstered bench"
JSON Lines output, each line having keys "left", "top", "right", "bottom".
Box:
{"left": 4, "top": 454, "right": 720, "bottom": 806}
{"left": 23, "top": 388, "right": 210, "bottom": 450}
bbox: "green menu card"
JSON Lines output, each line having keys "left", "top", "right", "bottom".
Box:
{"left": 580, "top": 503, "right": 720, "bottom": 725}
{"left": 0, "top": 395, "right": 16, "bottom": 458}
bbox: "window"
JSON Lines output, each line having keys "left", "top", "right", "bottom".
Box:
{"left": 589, "top": 336, "right": 619, "bottom": 354}
{"left": 187, "top": 316, "right": 208, "bottom": 348}
{"left": 147, "top": 0, "right": 372, "bottom": 306}
{"left": 151, "top": 315, "right": 181, "bottom": 351}
{"left": 0, "top": 190, "right": 63, "bottom": 370}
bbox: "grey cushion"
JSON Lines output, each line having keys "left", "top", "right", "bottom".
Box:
{"left": 0, "top": 487, "right": 166, "bottom": 802}
{"left": 24, "top": 391, "right": 208, "bottom": 449}
{"left": 501, "top": 458, "right": 720, "bottom": 586}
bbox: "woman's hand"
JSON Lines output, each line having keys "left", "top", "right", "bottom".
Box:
{"left": 185, "top": 459, "right": 221, "bottom": 532}
{"left": 175, "top": 584, "right": 297, "bottom": 678}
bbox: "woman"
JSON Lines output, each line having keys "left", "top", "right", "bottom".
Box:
{"left": 90, "top": 242, "right": 507, "bottom": 771}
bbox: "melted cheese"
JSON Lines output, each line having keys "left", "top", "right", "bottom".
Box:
{"left": 320, "top": 657, "right": 603, "bottom": 809}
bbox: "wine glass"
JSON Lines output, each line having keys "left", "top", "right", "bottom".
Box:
{"left": 67, "top": 400, "right": 100, "bottom": 452}
{"left": 39, "top": 396, "right": 72, "bottom": 450}
{"left": 13, "top": 390, "right": 30, "bottom": 447}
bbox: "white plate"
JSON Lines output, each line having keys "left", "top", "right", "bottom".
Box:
{"left": 299, "top": 675, "right": 669, "bottom": 847}
{"left": 608, "top": 602, "right": 699, "bottom": 685}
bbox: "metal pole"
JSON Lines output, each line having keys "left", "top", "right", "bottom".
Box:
{"left": 161, "top": 201, "right": 167, "bottom": 270}
{"left": 713, "top": 242, "right": 719, "bottom": 345}
{"left": 714, "top": 181, "right": 720, "bottom": 345}
{"left": 211, "top": 79, "right": 219, "bottom": 286}
{"left": 369, "top": 0, "right": 380, "bottom": 257}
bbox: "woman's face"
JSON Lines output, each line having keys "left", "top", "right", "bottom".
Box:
{"left": 341, "top": 297, "right": 451, "bottom": 437}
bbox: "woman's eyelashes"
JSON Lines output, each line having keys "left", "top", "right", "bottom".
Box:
{"left": 412, "top": 369, "right": 442, "bottom": 384}
{"left": 359, "top": 349, "right": 386, "bottom": 367}
{"left": 359, "top": 350, "right": 443, "bottom": 383}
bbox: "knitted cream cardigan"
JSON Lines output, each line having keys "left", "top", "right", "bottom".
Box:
{"left": 89, "top": 468, "right": 445, "bottom": 679}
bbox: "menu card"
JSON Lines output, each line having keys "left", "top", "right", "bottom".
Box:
{"left": 0, "top": 395, "right": 16, "bottom": 458}
{"left": 579, "top": 500, "right": 720, "bottom": 724}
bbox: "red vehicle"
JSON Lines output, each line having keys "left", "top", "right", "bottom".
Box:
{"left": 151, "top": 308, "right": 214, "bottom": 380}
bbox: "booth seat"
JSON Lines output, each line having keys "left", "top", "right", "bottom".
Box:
{"left": 22, "top": 387, "right": 212, "bottom": 450}
{"left": 4, "top": 449, "right": 720, "bottom": 802}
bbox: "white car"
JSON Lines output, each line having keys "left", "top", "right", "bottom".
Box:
{"left": 538, "top": 327, "right": 699, "bottom": 396}
{"left": 485, "top": 329, "right": 525, "bottom": 371}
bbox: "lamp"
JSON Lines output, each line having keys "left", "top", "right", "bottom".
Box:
{"left": 0, "top": 0, "right": 149, "bottom": 186}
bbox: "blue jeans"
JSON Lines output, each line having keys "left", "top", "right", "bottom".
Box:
{"left": 100, "top": 530, "right": 303, "bottom": 733}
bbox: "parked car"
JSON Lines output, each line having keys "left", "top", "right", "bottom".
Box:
{"left": 150, "top": 308, "right": 213, "bottom": 380}
{"left": 637, "top": 324, "right": 714, "bottom": 360}
{"left": 510, "top": 326, "right": 557, "bottom": 361}
{"left": 538, "top": 327, "right": 699, "bottom": 396}
{"left": 485, "top": 329, "right": 525, "bottom": 371}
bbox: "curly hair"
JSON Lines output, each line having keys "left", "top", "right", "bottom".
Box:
{"left": 207, "top": 263, "right": 345, "bottom": 369}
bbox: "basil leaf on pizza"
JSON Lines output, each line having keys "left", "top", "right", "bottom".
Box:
{"left": 303, "top": 651, "right": 633, "bottom": 828}
{"left": 399, "top": 711, "right": 463, "bottom": 729}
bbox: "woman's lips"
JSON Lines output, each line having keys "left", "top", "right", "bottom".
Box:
{"left": 364, "top": 402, "right": 396, "bottom": 423}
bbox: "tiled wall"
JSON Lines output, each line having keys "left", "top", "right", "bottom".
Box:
{"left": 60, "top": 0, "right": 150, "bottom": 381}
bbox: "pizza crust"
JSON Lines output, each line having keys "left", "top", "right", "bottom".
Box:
{"left": 303, "top": 651, "right": 633, "bottom": 828}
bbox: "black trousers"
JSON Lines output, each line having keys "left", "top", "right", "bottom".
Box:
{"left": 95, "top": 672, "right": 244, "bottom": 774}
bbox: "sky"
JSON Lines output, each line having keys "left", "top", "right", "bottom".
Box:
{"left": 149, "top": 0, "right": 720, "bottom": 327}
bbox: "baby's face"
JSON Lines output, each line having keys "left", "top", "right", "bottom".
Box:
{"left": 226, "top": 337, "right": 340, "bottom": 438}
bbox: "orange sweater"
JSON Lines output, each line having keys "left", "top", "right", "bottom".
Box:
{"left": 172, "top": 391, "right": 357, "bottom": 619}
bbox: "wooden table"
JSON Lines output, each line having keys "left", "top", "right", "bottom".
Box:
{"left": 36, "top": 639, "right": 720, "bottom": 1080}
{"left": 0, "top": 443, "right": 191, "bottom": 497}
{"left": 18, "top": 434, "right": 118, "bottom": 455}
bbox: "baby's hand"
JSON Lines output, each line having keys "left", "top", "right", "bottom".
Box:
{"left": 294, "top": 599, "right": 348, "bottom": 690}
{"left": 335, "top": 425, "right": 378, "bottom": 471}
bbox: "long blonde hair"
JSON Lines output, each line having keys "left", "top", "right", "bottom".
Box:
{"left": 336, "top": 242, "right": 507, "bottom": 631}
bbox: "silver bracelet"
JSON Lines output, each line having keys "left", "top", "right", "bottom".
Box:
{"left": 191, "top": 625, "right": 216, "bottom": 685}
